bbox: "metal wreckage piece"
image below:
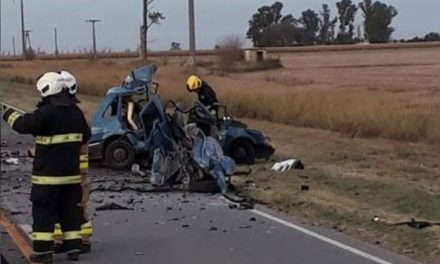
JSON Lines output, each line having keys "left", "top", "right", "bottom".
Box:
{"left": 149, "top": 116, "right": 235, "bottom": 194}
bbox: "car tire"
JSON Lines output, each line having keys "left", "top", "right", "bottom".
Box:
{"left": 229, "top": 139, "right": 256, "bottom": 165}
{"left": 105, "top": 140, "right": 135, "bottom": 171}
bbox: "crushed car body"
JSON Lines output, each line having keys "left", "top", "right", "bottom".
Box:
{"left": 88, "top": 64, "right": 274, "bottom": 172}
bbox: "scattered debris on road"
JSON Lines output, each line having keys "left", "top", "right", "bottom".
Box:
{"left": 10, "top": 211, "right": 26, "bottom": 215}
{"left": 209, "top": 226, "right": 218, "bottom": 231}
{"left": 131, "top": 164, "right": 146, "bottom": 177}
{"left": 95, "top": 202, "right": 134, "bottom": 211}
{"left": 92, "top": 198, "right": 104, "bottom": 203}
{"left": 3, "top": 158, "right": 19, "bottom": 165}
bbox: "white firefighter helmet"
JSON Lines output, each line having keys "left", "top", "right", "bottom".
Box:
{"left": 60, "top": 70, "right": 77, "bottom": 95}
{"left": 36, "top": 72, "right": 65, "bottom": 98}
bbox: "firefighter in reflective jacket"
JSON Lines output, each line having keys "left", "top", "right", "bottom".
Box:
{"left": 51, "top": 70, "right": 92, "bottom": 254}
{"left": 2, "top": 72, "right": 91, "bottom": 263}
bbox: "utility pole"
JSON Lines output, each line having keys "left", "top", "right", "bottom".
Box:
{"left": 20, "top": 0, "right": 27, "bottom": 59}
{"left": 54, "top": 27, "right": 59, "bottom": 59}
{"left": 140, "top": 0, "right": 148, "bottom": 60}
{"left": 12, "top": 37, "right": 17, "bottom": 56}
{"left": 188, "top": 0, "right": 197, "bottom": 74}
{"left": 24, "top": 29, "right": 32, "bottom": 58}
{"left": 86, "top": 19, "right": 101, "bottom": 60}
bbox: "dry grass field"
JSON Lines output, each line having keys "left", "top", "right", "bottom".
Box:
{"left": 2, "top": 46, "right": 440, "bottom": 144}
{"left": 1, "top": 45, "right": 440, "bottom": 263}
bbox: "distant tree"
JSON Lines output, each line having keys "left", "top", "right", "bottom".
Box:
{"left": 299, "top": 9, "right": 320, "bottom": 45}
{"left": 148, "top": 11, "right": 165, "bottom": 27}
{"left": 404, "top": 37, "right": 422, "bottom": 43}
{"left": 424, "top": 32, "right": 440, "bottom": 42}
{"left": 170, "top": 42, "right": 181, "bottom": 50}
{"left": 359, "top": 0, "right": 397, "bottom": 43}
{"left": 258, "top": 22, "right": 298, "bottom": 47}
{"left": 336, "top": 0, "right": 358, "bottom": 44}
{"left": 402, "top": 32, "right": 440, "bottom": 43}
{"left": 140, "top": 0, "right": 165, "bottom": 59}
{"left": 247, "top": 2, "right": 298, "bottom": 47}
{"left": 318, "top": 4, "right": 338, "bottom": 44}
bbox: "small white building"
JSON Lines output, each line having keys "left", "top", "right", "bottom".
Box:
{"left": 244, "top": 48, "right": 268, "bottom": 63}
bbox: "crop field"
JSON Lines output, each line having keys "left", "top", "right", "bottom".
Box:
{"left": 1, "top": 45, "right": 440, "bottom": 263}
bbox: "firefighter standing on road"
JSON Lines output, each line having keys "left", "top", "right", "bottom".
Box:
{"left": 2, "top": 72, "right": 91, "bottom": 263}
{"left": 52, "top": 70, "right": 93, "bottom": 254}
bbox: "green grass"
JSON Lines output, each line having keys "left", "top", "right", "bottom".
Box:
{"left": 312, "top": 171, "right": 440, "bottom": 220}
{"left": 236, "top": 164, "right": 440, "bottom": 263}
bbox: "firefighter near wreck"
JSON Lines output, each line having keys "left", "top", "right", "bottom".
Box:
{"left": 52, "top": 70, "right": 93, "bottom": 255}
{"left": 186, "top": 75, "right": 219, "bottom": 111}
{"left": 2, "top": 72, "right": 91, "bottom": 263}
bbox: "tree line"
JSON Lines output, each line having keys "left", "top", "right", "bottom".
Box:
{"left": 246, "top": 0, "right": 439, "bottom": 47}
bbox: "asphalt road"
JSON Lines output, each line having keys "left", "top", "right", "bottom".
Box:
{"left": 0, "top": 120, "right": 419, "bottom": 264}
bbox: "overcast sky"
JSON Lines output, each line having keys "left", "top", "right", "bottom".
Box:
{"left": 1, "top": 0, "right": 439, "bottom": 54}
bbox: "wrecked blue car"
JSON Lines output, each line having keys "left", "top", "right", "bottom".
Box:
{"left": 88, "top": 64, "right": 274, "bottom": 170}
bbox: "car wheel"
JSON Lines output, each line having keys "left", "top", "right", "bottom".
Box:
{"left": 105, "top": 140, "right": 135, "bottom": 171}
{"left": 229, "top": 139, "right": 256, "bottom": 165}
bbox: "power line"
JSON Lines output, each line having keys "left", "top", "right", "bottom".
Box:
{"left": 85, "top": 19, "right": 101, "bottom": 60}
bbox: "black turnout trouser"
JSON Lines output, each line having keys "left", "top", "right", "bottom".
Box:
{"left": 31, "top": 184, "right": 83, "bottom": 254}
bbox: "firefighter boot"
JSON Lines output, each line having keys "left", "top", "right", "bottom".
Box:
{"left": 67, "top": 251, "right": 80, "bottom": 261}
{"left": 29, "top": 252, "right": 53, "bottom": 263}
{"left": 81, "top": 242, "right": 91, "bottom": 253}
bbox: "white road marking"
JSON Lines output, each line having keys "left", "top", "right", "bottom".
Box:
{"left": 251, "top": 209, "right": 393, "bottom": 264}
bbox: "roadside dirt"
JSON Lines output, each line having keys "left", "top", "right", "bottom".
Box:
{"left": 237, "top": 118, "right": 440, "bottom": 263}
